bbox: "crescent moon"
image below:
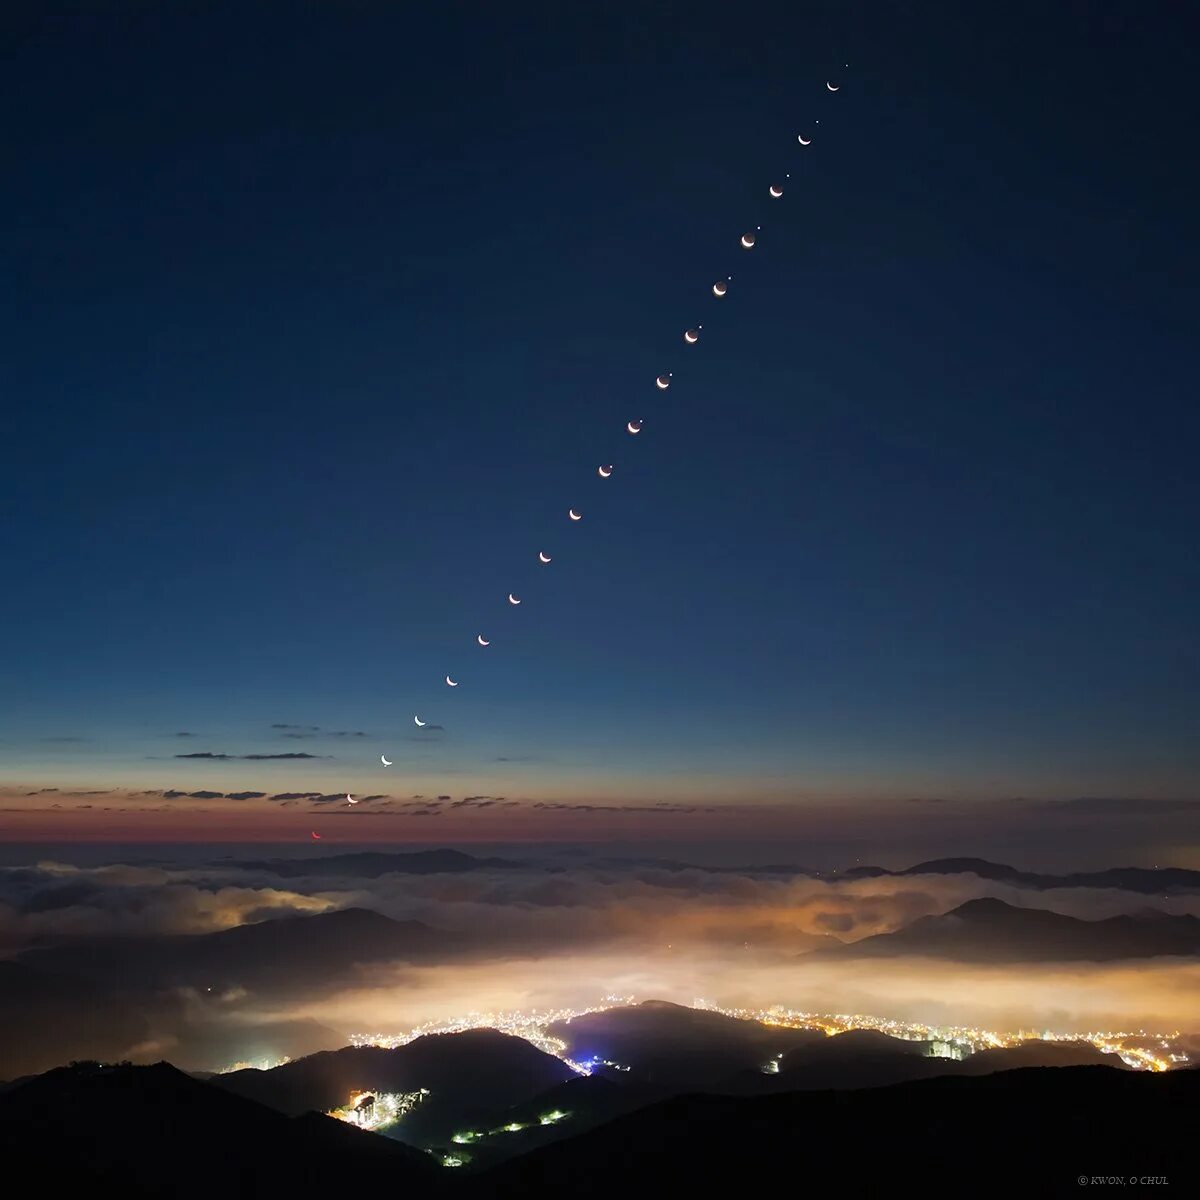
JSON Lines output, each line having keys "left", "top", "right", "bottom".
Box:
{"left": 538, "top": 551, "right": 552, "bottom": 563}
{"left": 826, "top": 81, "right": 839, "bottom": 92}
{"left": 568, "top": 509, "right": 582, "bottom": 521}
{"left": 414, "top": 715, "right": 426, "bottom": 727}
{"left": 627, "top": 420, "right": 643, "bottom": 434}
{"left": 598, "top": 465, "right": 613, "bottom": 478}
{"left": 311, "top": 831, "right": 321, "bottom": 840}
{"left": 741, "top": 233, "right": 756, "bottom": 249}
{"left": 684, "top": 329, "right": 699, "bottom": 344}
{"left": 655, "top": 375, "right": 671, "bottom": 390}
{"left": 798, "top": 135, "right": 812, "bottom": 146}
{"left": 508, "top": 593, "right": 521, "bottom": 605}
{"left": 445, "top": 675, "right": 458, "bottom": 687}
{"left": 477, "top": 634, "right": 490, "bottom": 645}
{"left": 769, "top": 185, "right": 783, "bottom": 198}
{"left": 712, "top": 281, "right": 727, "bottom": 297}
{"left": 346, "top": 793, "right": 357, "bottom": 805}
{"left": 381, "top": 755, "right": 392, "bottom": 766}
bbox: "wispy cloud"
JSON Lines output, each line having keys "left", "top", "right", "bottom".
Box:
{"left": 174, "top": 751, "right": 328, "bottom": 760}
{"left": 531, "top": 801, "right": 713, "bottom": 813}
{"left": 244, "top": 752, "right": 327, "bottom": 760}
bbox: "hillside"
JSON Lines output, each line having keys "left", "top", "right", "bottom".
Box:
{"left": 20, "top": 906, "right": 452, "bottom": 993}
{"left": 471, "top": 1065, "right": 1197, "bottom": 1197}
{"left": 842, "top": 858, "right": 1200, "bottom": 894}
{"left": 0, "top": 1060, "right": 440, "bottom": 1197}
{"left": 547, "top": 1000, "right": 826, "bottom": 1089}
{"left": 810, "top": 897, "right": 1200, "bottom": 962}
{"left": 213, "top": 1027, "right": 576, "bottom": 1138}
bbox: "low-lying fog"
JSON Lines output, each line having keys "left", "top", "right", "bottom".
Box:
{"left": 2, "top": 849, "right": 1198, "bottom": 1074}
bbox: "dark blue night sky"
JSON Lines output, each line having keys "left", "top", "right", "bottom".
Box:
{"left": 2, "top": 2, "right": 1197, "bottom": 812}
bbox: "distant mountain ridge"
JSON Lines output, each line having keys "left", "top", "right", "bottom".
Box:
{"left": 20, "top": 906, "right": 454, "bottom": 992}
{"left": 809, "top": 896, "right": 1200, "bottom": 962}
{"left": 231, "top": 848, "right": 526, "bottom": 878}
{"left": 842, "top": 857, "right": 1200, "bottom": 893}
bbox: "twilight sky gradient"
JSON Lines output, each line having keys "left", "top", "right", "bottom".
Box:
{"left": 2, "top": 3, "right": 1197, "bottom": 844}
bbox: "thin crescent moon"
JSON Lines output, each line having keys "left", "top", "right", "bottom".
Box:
{"left": 712, "top": 281, "right": 727, "bottom": 297}
{"left": 346, "top": 793, "right": 357, "bottom": 805}
{"left": 598, "top": 465, "right": 613, "bottom": 478}
{"left": 414, "top": 715, "right": 426, "bottom": 727}
{"left": 445, "top": 675, "right": 458, "bottom": 687}
{"left": 741, "top": 233, "right": 755, "bottom": 249}
{"left": 477, "top": 634, "right": 490, "bottom": 645}
{"left": 798, "top": 135, "right": 812, "bottom": 146}
{"left": 508, "top": 593, "right": 521, "bottom": 605}
{"left": 826, "top": 81, "right": 839, "bottom": 92}
{"left": 769, "top": 185, "right": 783, "bottom": 198}
{"left": 684, "top": 329, "right": 699, "bottom": 344}
{"left": 655, "top": 375, "right": 671, "bottom": 390}
{"left": 568, "top": 509, "right": 582, "bottom": 521}
{"left": 538, "top": 551, "right": 552, "bottom": 563}
{"left": 381, "top": 755, "right": 392, "bottom": 766}
{"left": 627, "top": 420, "right": 643, "bottom": 434}
{"left": 311, "top": 831, "right": 321, "bottom": 840}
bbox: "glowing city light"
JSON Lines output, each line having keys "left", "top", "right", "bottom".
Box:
{"left": 325, "top": 1089, "right": 427, "bottom": 1131}
{"left": 348, "top": 996, "right": 1183, "bottom": 1078}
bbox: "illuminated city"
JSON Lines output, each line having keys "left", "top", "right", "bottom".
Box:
{"left": 325, "top": 1088, "right": 428, "bottom": 1132}
{"left": 349, "top": 995, "right": 636, "bottom": 1075}
{"left": 351, "top": 996, "right": 1188, "bottom": 1074}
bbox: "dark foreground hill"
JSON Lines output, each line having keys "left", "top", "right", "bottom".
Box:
{"left": 1, "top": 1056, "right": 1191, "bottom": 1197}
{"left": 473, "top": 1066, "right": 1197, "bottom": 1199}
{"left": 0, "top": 1060, "right": 441, "bottom": 1198}
{"left": 810, "top": 897, "right": 1200, "bottom": 962}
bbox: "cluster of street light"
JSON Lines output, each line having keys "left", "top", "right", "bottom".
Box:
{"left": 325, "top": 1088, "right": 428, "bottom": 1131}
{"left": 350, "top": 994, "right": 1187, "bottom": 1075}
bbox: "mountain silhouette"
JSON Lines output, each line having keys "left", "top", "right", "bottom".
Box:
{"left": 421, "top": 1070, "right": 670, "bottom": 1168}
{"left": 232, "top": 848, "right": 525, "bottom": 878}
{"left": 0, "top": 959, "right": 183, "bottom": 1081}
{"left": 809, "top": 897, "right": 1200, "bottom": 961}
{"left": 213, "top": 1028, "right": 576, "bottom": 1139}
{"left": 547, "top": 1000, "right": 828, "bottom": 1089}
{"left": 21, "top": 906, "right": 452, "bottom": 993}
{"left": 471, "top": 1065, "right": 1196, "bottom": 1197}
{"left": 0, "top": 1060, "right": 440, "bottom": 1197}
{"left": 843, "top": 857, "right": 1200, "bottom": 894}
{"left": 2, "top": 1047, "right": 1191, "bottom": 1195}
